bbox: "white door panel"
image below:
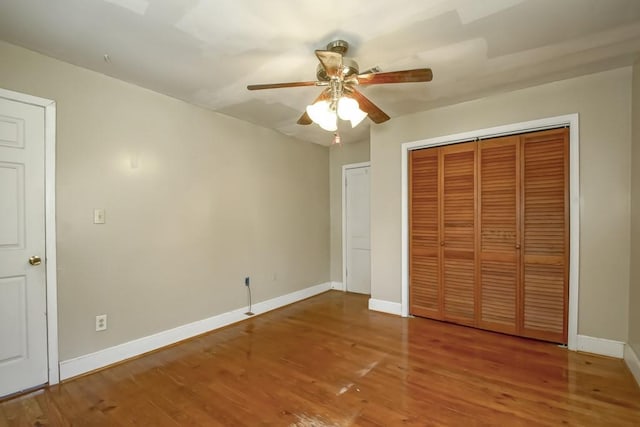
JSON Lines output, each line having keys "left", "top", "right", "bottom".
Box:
{"left": 0, "top": 163, "right": 24, "bottom": 246}
{"left": 345, "top": 166, "right": 370, "bottom": 295}
{"left": 0, "top": 115, "right": 24, "bottom": 147}
{"left": 0, "top": 97, "right": 47, "bottom": 397}
{"left": 0, "top": 276, "right": 27, "bottom": 361}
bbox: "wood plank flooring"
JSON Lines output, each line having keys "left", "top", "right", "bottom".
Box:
{"left": 1, "top": 291, "right": 639, "bottom": 426}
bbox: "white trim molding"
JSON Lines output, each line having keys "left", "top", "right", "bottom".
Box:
{"left": 400, "top": 114, "right": 580, "bottom": 351}
{"left": 342, "top": 161, "right": 371, "bottom": 293}
{"left": 624, "top": 344, "right": 640, "bottom": 386}
{"left": 0, "top": 87, "right": 59, "bottom": 386}
{"left": 576, "top": 335, "right": 624, "bottom": 358}
{"left": 59, "top": 282, "right": 332, "bottom": 381}
{"left": 330, "top": 281, "right": 345, "bottom": 291}
{"left": 368, "top": 298, "right": 402, "bottom": 316}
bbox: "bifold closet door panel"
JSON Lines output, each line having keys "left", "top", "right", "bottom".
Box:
{"left": 441, "top": 142, "right": 477, "bottom": 325}
{"left": 521, "top": 128, "right": 569, "bottom": 344}
{"left": 409, "top": 148, "right": 442, "bottom": 319}
{"left": 478, "top": 136, "right": 520, "bottom": 334}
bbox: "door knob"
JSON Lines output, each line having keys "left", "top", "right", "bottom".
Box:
{"left": 515, "top": 244, "right": 521, "bottom": 249}
{"left": 29, "top": 256, "right": 42, "bottom": 266}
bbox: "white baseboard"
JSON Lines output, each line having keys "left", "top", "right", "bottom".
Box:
{"left": 624, "top": 344, "right": 640, "bottom": 387}
{"left": 330, "top": 281, "right": 344, "bottom": 291}
{"left": 576, "top": 335, "right": 625, "bottom": 358}
{"left": 368, "top": 298, "right": 402, "bottom": 316}
{"left": 59, "top": 282, "right": 331, "bottom": 380}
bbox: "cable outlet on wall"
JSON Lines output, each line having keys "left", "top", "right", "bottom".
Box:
{"left": 95, "top": 314, "right": 107, "bottom": 331}
{"left": 244, "top": 276, "right": 250, "bottom": 286}
{"left": 93, "top": 208, "right": 105, "bottom": 224}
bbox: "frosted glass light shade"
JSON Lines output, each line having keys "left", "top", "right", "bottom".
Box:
{"left": 306, "top": 100, "right": 337, "bottom": 131}
{"left": 306, "top": 100, "right": 329, "bottom": 123}
{"left": 348, "top": 108, "right": 368, "bottom": 128}
{"left": 337, "top": 97, "right": 368, "bottom": 128}
{"left": 337, "top": 97, "right": 358, "bottom": 120}
{"left": 318, "top": 114, "right": 337, "bottom": 131}
{"left": 307, "top": 96, "right": 367, "bottom": 131}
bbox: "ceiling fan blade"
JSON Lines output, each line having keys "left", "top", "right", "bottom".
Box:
{"left": 347, "top": 88, "right": 390, "bottom": 124}
{"left": 357, "top": 68, "right": 433, "bottom": 85}
{"left": 247, "top": 81, "right": 319, "bottom": 90}
{"left": 315, "top": 50, "right": 343, "bottom": 78}
{"left": 297, "top": 112, "right": 312, "bottom": 125}
{"left": 297, "top": 89, "right": 330, "bottom": 125}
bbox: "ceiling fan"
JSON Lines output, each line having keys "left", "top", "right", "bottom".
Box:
{"left": 247, "top": 40, "right": 433, "bottom": 132}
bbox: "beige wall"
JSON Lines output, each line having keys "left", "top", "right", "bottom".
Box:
{"left": 630, "top": 61, "right": 640, "bottom": 355}
{"left": 0, "top": 41, "right": 329, "bottom": 360}
{"left": 371, "top": 67, "right": 632, "bottom": 342}
{"left": 329, "top": 140, "right": 370, "bottom": 282}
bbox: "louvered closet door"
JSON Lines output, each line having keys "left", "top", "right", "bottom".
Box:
{"left": 478, "top": 136, "right": 520, "bottom": 334}
{"left": 442, "top": 142, "right": 477, "bottom": 325}
{"left": 521, "top": 128, "right": 569, "bottom": 343}
{"left": 409, "top": 148, "right": 442, "bottom": 319}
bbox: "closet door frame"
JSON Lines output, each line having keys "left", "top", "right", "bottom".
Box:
{"left": 400, "top": 114, "right": 580, "bottom": 350}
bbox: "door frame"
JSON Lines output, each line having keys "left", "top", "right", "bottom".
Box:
{"left": 342, "top": 161, "right": 371, "bottom": 292}
{"left": 400, "top": 114, "right": 580, "bottom": 350}
{"left": 0, "top": 87, "right": 59, "bottom": 385}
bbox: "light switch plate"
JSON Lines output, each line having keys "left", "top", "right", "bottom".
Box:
{"left": 94, "top": 208, "right": 105, "bottom": 224}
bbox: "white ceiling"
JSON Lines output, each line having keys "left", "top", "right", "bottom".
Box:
{"left": 1, "top": 0, "right": 640, "bottom": 145}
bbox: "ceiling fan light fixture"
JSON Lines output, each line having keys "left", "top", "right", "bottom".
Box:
{"left": 349, "top": 110, "right": 368, "bottom": 128}
{"left": 318, "top": 114, "right": 337, "bottom": 132}
{"left": 337, "top": 97, "right": 368, "bottom": 128}
{"left": 248, "top": 39, "right": 434, "bottom": 133}
{"left": 305, "top": 100, "right": 328, "bottom": 123}
{"left": 336, "top": 97, "right": 357, "bottom": 120}
{"left": 307, "top": 100, "right": 337, "bottom": 131}
{"left": 307, "top": 96, "right": 368, "bottom": 131}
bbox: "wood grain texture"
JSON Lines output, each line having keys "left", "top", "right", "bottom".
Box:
{"left": 1, "top": 291, "right": 639, "bottom": 426}
{"left": 442, "top": 142, "right": 477, "bottom": 326}
{"left": 409, "top": 130, "right": 569, "bottom": 344}
{"left": 478, "top": 136, "right": 520, "bottom": 334}
{"left": 356, "top": 68, "right": 433, "bottom": 85}
{"left": 521, "top": 128, "right": 569, "bottom": 343}
{"left": 315, "top": 50, "right": 342, "bottom": 78}
{"left": 409, "top": 148, "right": 442, "bottom": 319}
{"left": 247, "top": 81, "right": 318, "bottom": 90}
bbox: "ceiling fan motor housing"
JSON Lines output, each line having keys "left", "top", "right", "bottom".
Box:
{"left": 326, "top": 39, "right": 349, "bottom": 54}
{"left": 316, "top": 58, "right": 360, "bottom": 81}
{"left": 315, "top": 40, "right": 359, "bottom": 81}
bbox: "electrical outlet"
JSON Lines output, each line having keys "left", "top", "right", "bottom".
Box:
{"left": 93, "top": 208, "right": 105, "bottom": 224}
{"left": 244, "top": 276, "right": 250, "bottom": 286}
{"left": 95, "top": 314, "right": 107, "bottom": 331}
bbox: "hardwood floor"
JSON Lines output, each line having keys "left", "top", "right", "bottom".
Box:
{"left": 1, "top": 291, "right": 639, "bottom": 426}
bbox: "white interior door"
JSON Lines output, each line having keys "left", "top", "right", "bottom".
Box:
{"left": 0, "top": 96, "right": 48, "bottom": 397}
{"left": 344, "top": 165, "right": 370, "bottom": 294}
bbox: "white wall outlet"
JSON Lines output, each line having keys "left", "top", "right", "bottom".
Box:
{"left": 95, "top": 314, "right": 107, "bottom": 331}
{"left": 93, "top": 208, "right": 105, "bottom": 224}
